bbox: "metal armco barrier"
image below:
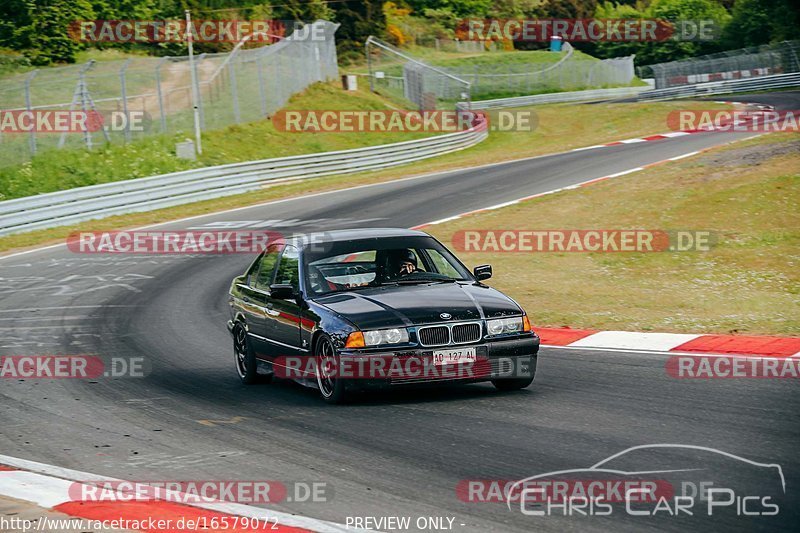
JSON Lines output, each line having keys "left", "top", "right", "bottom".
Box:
{"left": 633, "top": 72, "right": 800, "bottom": 101}
{"left": 458, "top": 71, "right": 800, "bottom": 110}
{"left": 459, "top": 86, "right": 653, "bottom": 110}
{"left": 0, "top": 118, "right": 488, "bottom": 236}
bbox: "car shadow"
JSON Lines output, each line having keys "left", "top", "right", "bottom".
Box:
{"left": 271, "top": 375, "right": 537, "bottom": 407}
{"left": 111, "top": 364, "right": 538, "bottom": 410}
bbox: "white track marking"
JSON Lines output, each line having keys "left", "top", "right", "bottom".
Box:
{"left": 0, "top": 305, "right": 139, "bottom": 313}
{"left": 668, "top": 151, "right": 700, "bottom": 161}
{"left": 0, "top": 454, "right": 374, "bottom": 533}
{"left": 542, "top": 344, "right": 792, "bottom": 361}
{"left": 0, "top": 471, "right": 73, "bottom": 508}
{"left": 567, "top": 331, "right": 700, "bottom": 351}
{"left": 604, "top": 167, "right": 644, "bottom": 178}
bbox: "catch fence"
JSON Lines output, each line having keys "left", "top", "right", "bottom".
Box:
{"left": 0, "top": 20, "right": 340, "bottom": 167}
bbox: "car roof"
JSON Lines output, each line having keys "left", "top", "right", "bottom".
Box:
{"left": 286, "top": 228, "right": 432, "bottom": 248}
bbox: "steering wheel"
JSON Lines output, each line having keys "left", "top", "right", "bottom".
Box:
{"left": 345, "top": 265, "right": 366, "bottom": 276}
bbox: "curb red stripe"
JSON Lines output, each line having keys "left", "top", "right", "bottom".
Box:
{"left": 672, "top": 335, "right": 800, "bottom": 357}
{"left": 535, "top": 327, "right": 598, "bottom": 346}
{"left": 579, "top": 177, "right": 609, "bottom": 187}
{"left": 0, "top": 465, "right": 16, "bottom": 471}
{"left": 54, "top": 501, "right": 310, "bottom": 533}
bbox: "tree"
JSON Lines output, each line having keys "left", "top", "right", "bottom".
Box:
{"left": 15, "top": 0, "right": 95, "bottom": 64}
{"left": 332, "top": 0, "right": 386, "bottom": 61}
{"left": 405, "top": 0, "right": 495, "bottom": 18}
{"left": 722, "top": 0, "right": 800, "bottom": 48}
{"left": 586, "top": 0, "right": 734, "bottom": 66}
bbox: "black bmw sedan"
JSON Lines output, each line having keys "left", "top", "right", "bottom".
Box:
{"left": 227, "top": 228, "right": 539, "bottom": 403}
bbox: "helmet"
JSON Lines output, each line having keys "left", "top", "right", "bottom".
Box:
{"left": 389, "top": 249, "right": 417, "bottom": 267}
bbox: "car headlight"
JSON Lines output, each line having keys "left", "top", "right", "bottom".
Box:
{"left": 363, "top": 328, "right": 409, "bottom": 346}
{"left": 486, "top": 317, "right": 524, "bottom": 335}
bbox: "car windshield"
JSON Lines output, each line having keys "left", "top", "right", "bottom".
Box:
{"left": 305, "top": 236, "right": 471, "bottom": 295}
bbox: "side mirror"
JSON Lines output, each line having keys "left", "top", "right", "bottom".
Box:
{"left": 269, "top": 283, "right": 296, "bottom": 300}
{"left": 473, "top": 264, "right": 492, "bottom": 281}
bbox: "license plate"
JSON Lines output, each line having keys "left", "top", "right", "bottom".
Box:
{"left": 432, "top": 347, "right": 476, "bottom": 366}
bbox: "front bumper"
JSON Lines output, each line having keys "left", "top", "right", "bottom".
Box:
{"left": 338, "top": 334, "right": 539, "bottom": 388}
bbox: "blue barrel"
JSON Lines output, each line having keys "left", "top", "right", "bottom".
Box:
{"left": 550, "top": 35, "right": 563, "bottom": 52}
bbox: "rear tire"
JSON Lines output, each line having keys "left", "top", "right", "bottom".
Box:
{"left": 233, "top": 323, "right": 258, "bottom": 385}
{"left": 315, "top": 334, "right": 349, "bottom": 404}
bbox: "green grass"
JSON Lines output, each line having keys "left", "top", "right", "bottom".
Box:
{"left": 0, "top": 82, "right": 433, "bottom": 201}
{"left": 0, "top": 98, "right": 733, "bottom": 256}
{"left": 427, "top": 133, "right": 800, "bottom": 336}
{"left": 424, "top": 48, "right": 597, "bottom": 68}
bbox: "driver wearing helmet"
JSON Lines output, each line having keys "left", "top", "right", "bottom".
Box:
{"left": 387, "top": 249, "right": 418, "bottom": 278}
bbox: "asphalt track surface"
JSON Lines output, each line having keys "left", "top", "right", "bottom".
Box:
{"left": 1, "top": 93, "right": 798, "bottom": 532}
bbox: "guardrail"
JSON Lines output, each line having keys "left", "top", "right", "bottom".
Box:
{"left": 632, "top": 72, "right": 800, "bottom": 101}
{"left": 459, "top": 86, "right": 653, "bottom": 110}
{"left": 0, "top": 118, "right": 488, "bottom": 236}
{"left": 460, "top": 71, "right": 800, "bottom": 109}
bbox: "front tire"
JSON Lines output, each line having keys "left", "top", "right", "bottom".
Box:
{"left": 491, "top": 375, "right": 534, "bottom": 391}
{"left": 492, "top": 356, "right": 536, "bottom": 391}
{"left": 315, "top": 334, "right": 349, "bottom": 404}
{"left": 233, "top": 322, "right": 258, "bottom": 384}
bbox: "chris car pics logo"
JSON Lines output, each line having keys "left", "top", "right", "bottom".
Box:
{"left": 506, "top": 444, "right": 785, "bottom": 518}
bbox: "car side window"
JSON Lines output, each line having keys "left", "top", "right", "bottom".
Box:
{"left": 253, "top": 246, "right": 280, "bottom": 291}
{"left": 245, "top": 256, "right": 262, "bottom": 286}
{"left": 426, "top": 249, "right": 461, "bottom": 278}
{"left": 274, "top": 245, "right": 300, "bottom": 290}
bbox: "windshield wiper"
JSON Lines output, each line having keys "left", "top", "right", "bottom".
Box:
{"left": 341, "top": 284, "right": 378, "bottom": 292}
{"left": 394, "top": 278, "right": 456, "bottom": 284}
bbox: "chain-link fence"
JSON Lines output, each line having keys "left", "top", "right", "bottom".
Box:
{"left": 441, "top": 44, "right": 635, "bottom": 99}
{"left": 639, "top": 40, "right": 800, "bottom": 90}
{"left": 366, "top": 36, "right": 472, "bottom": 110}
{"left": 432, "top": 39, "right": 499, "bottom": 53}
{"left": 365, "top": 37, "right": 635, "bottom": 107}
{"left": 0, "top": 20, "right": 339, "bottom": 168}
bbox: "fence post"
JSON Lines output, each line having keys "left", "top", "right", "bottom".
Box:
{"left": 366, "top": 39, "right": 375, "bottom": 92}
{"left": 315, "top": 43, "right": 322, "bottom": 82}
{"left": 256, "top": 54, "right": 268, "bottom": 117}
{"left": 196, "top": 53, "right": 207, "bottom": 129}
{"left": 228, "top": 57, "right": 241, "bottom": 123}
{"left": 276, "top": 52, "right": 284, "bottom": 107}
{"left": 24, "top": 70, "right": 39, "bottom": 156}
{"left": 119, "top": 59, "right": 132, "bottom": 143}
{"left": 78, "top": 61, "right": 95, "bottom": 150}
{"left": 155, "top": 57, "right": 169, "bottom": 132}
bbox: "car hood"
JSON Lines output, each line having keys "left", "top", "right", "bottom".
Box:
{"left": 312, "top": 282, "right": 522, "bottom": 329}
